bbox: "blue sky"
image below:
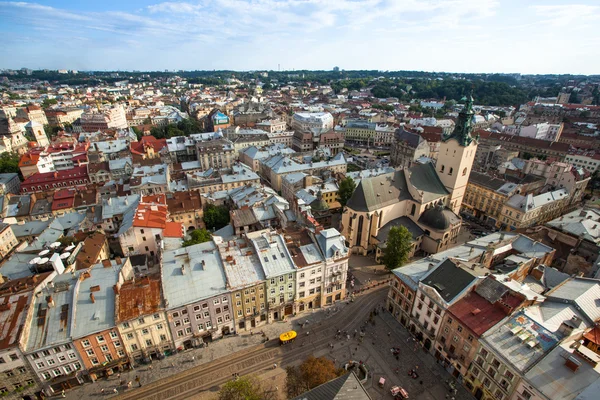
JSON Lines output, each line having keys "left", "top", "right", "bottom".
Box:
{"left": 0, "top": 0, "right": 599, "bottom": 74}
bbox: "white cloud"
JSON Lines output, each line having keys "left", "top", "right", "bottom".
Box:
{"left": 147, "top": 2, "right": 203, "bottom": 14}
{"left": 530, "top": 4, "right": 600, "bottom": 27}
{"left": 0, "top": 0, "right": 598, "bottom": 73}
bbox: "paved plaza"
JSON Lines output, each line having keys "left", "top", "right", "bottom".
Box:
{"left": 58, "top": 256, "right": 471, "bottom": 400}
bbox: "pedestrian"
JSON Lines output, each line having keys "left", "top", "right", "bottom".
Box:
{"left": 127, "top": 381, "right": 132, "bottom": 388}
{"left": 273, "top": 363, "right": 277, "bottom": 369}
{"left": 117, "top": 373, "right": 121, "bottom": 379}
{"left": 113, "top": 388, "right": 118, "bottom": 394}
{"left": 171, "top": 362, "right": 175, "bottom": 368}
{"left": 191, "top": 356, "right": 195, "bottom": 362}
{"left": 101, "top": 388, "right": 105, "bottom": 395}
{"left": 148, "top": 365, "right": 153, "bottom": 371}
{"left": 388, "top": 331, "right": 391, "bottom": 337}
{"left": 61, "top": 389, "right": 66, "bottom": 398}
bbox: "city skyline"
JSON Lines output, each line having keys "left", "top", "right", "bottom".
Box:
{"left": 1, "top": 0, "right": 599, "bottom": 74}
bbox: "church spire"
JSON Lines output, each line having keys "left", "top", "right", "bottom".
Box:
{"left": 443, "top": 93, "right": 478, "bottom": 147}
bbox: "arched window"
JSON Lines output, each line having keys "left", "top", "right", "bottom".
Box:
{"left": 440, "top": 165, "right": 445, "bottom": 173}
{"left": 356, "top": 216, "right": 364, "bottom": 245}
{"left": 462, "top": 168, "right": 467, "bottom": 176}
{"left": 449, "top": 167, "right": 453, "bottom": 175}
{"left": 411, "top": 204, "right": 416, "bottom": 216}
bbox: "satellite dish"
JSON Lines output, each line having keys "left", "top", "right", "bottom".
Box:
{"left": 39, "top": 249, "right": 50, "bottom": 256}
{"left": 60, "top": 252, "right": 71, "bottom": 259}
{"left": 38, "top": 257, "right": 49, "bottom": 264}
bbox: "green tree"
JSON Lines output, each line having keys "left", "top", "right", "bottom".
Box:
{"left": 182, "top": 229, "right": 212, "bottom": 247}
{"left": 338, "top": 177, "right": 357, "bottom": 207}
{"left": 41, "top": 98, "right": 58, "bottom": 108}
{"left": 203, "top": 204, "right": 230, "bottom": 231}
{"left": 0, "top": 152, "right": 20, "bottom": 175}
{"left": 381, "top": 226, "right": 413, "bottom": 270}
{"left": 132, "top": 126, "right": 143, "bottom": 140}
{"left": 218, "top": 376, "right": 275, "bottom": 400}
{"left": 285, "top": 356, "right": 345, "bottom": 398}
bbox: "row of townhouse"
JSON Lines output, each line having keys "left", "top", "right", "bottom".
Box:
{"left": 387, "top": 231, "right": 600, "bottom": 400}
{"left": 0, "top": 227, "right": 348, "bottom": 398}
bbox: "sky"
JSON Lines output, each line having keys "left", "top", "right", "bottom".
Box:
{"left": 0, "top": 0, "right": 599, "bottom": 74}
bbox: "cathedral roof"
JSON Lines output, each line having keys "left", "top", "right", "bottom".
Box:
{"left": 418, "top": 205, "right": 460, "bottom": 231}
{"left": 407, "top": 162, "right": 449, "bottom": 203}
{"left": 346, "top": 169, "right": 412, "bottom": 212}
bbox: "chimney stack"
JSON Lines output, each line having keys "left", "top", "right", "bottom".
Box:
{"left": 90, "top": 293, "right": 95, "bottom": 303}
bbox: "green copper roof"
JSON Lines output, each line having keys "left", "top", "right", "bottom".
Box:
{"left": 442, "top": 94, "right": 479, "bottom": 147}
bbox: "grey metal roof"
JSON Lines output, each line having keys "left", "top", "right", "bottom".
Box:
{"left": 469, "top": 171, "right": 511, "bottom": 191}
{"left": 475, "top": 277, "right": 509, "bottom": 303}
{"left": 346, "top": 170, "right": 412, "bottom": 212}
{"left": 248, "top": 230, "right": 296, "bottom": 278}
{"left": 71, "top": 260, "right": 122, "bottom": 339}
{"left": 26, "top": 272, "right": 77, "bottom": 351}
{"left": 292, "top": 372, "right": 372, "bottom": 400}
{"left": 406, "top": 162, "right": 449, "bottom": 203}
{"left": 0, "top": 252, "right": 38, "bottom": 279}
{"left": 544, "top": 277, "right": 600, "bottom": 325}
{"left": 375, "top": 216, "right": 424, "bottom": 244}
{"left": 420, "top": 258, "right": 477, "bottom": 304}
{"left": 546, "top": 208, "right": 600, "bottom": 244}
{"left": 395, "top": 128, "right": 425, "bottom": 148}
{"left": 418, "top": 206, "right": 459, "bottom": 231}
{"left": 216, "top": 235, "right": 266, "bottom": 290}
{"left": 161, "top": 241, "right": 229, "bottom": 309}
{"left": 525, "top": 342, "right": 600, "bottom": 400}
{"left": 482, "top": 311, "right": 561, "bottom": 373}
{"left": 10, "top": 220, "right": 52, "bottom": 238}
{"left": 316, "top": 229, "right": 348, "bottom": 260}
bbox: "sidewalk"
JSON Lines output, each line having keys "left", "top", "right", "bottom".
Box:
{"left": 63, "top": 301, "right": 355, "bottom": 399}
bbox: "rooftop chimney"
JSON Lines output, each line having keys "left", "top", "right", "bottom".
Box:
{"left": 90, "top": 293, "right": 95, "bottom": 303}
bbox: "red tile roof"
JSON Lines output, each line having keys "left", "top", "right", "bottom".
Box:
{"left": 130, "top": 136, "right": 167, "bottom": 155}
{"left": 19, "top": 153, "right": 39, "bottom": 167}
{"left": 475, "top": 130, "right": 571, "bottom": 152}
{"left": 21, "top": 166, "right": 89, "bottom": 192}
{"left": 584, "top": 326, "right": 600, "bottom": 346}
{"left": 133, "top": 202, "right": 168, "bottom": 230}
{"left": 163, "top": 222, "right": 184, "bottom": 238}
{"left": 448, "top": 292, "right": 517, "bottom": 337}
{"left": 116, "top": 276, "right": 162, "bottom": 322}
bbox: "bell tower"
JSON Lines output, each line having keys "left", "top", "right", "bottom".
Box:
{"left": 26, "top": 121, "right": 49, "bottom": 147}
{"left": 436, "top": 95, "right": 479, "bottom": 214}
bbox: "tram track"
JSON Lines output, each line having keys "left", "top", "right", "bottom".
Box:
{"left": 116, "top": 287, "right": 387, "bottom": 400}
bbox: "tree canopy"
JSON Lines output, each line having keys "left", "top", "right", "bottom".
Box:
{"left": 0, "top": 152, "right": 20, "bottom": 175}
{"left": 150, "top": 119, "right": 203, "bottom": 139}
{"left": 285, "top": 356, "right": 345, "bottom": 398}
{"left": 338, "top": 177, "right": 357, "bottom": 207}
{"left": 381, "top": 225, "right": 413, "bottom": 270}
{"left": 182, "top": 229, "right": 212, "bottom": 247}
{"left": 218, "top": 376, "right": 275, "bottom": 400}
{"left": 203, "top": 204, "right": 230, "bottom": 231}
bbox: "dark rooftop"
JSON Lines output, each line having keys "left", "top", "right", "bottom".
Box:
{"left": 422, "top": 259, "right": 477, "bottom": 303}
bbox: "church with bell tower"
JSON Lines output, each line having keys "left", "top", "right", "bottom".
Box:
{"left": 341, "top": 96, "right": 479, "bottom": 257}
{"left": 436, "top": 95, "right": 479, "bottom": 214}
